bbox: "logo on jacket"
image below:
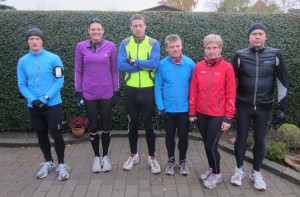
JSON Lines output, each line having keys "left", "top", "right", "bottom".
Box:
{"left": 201, "top": 71, "right": 206, "bottom": 74}
{"left": 214, "top": 72, "right": 221, "bottom": 75}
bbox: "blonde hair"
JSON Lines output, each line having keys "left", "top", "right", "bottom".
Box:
{"left": 203, "top": 34, "right": 223, "bottom": 48}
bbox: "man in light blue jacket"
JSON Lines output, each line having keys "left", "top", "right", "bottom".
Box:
{"left": 154, "top": 34, "right": 195, "bottom": 176}
{"left": 17, "top": 27, "right": 69, "bottom": 181}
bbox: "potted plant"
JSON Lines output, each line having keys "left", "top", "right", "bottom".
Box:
{"left": 69, "top": 116, "right": 89, "bottom": 138}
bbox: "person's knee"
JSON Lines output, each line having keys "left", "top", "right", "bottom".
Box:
{"left": 254, "top": 139, "right": 265, "bottom": 147}
{"left": 204, "top": 144, "right": 213, "bottom": 152}
{"left": 179, "top": 138, "right": 188, "bottom": 146}
{"left": 51, "top": 131, "right": 63, "bottom": 142}
{"left": 102, "top": 130, "right": 111, "bottom": 137}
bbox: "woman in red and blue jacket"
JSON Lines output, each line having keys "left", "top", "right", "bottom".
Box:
{"left": 189, "top": 34, "right": 236, "bottom": 189}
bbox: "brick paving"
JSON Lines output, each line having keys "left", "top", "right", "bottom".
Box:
{"left": 0, "top": 133, "right": 300, "bottom": 197}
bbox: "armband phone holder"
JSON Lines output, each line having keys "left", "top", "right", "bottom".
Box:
{"left": 53, "top": 66, "right": 63, "bottom": 78}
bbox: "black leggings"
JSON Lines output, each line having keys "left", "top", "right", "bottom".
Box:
{"left": 164, "top": 112, "right": 189, "bottom": 161}
{"left": 85, "top": 98, "right": 112, "bottom": 157}
{"left": 85, "top": 98, "right": 112, "bottom": 132}
{"left": 125, "top": 86, "right": 156, "bottom": 156}
{"left": 29, "top": 104, "right": 65, "bottom": 164}
{"left": 196, "top": 113, "right": 223, "bottom": 174}
{"left": 234, "top": 107, "right": 271, "bottom": 171}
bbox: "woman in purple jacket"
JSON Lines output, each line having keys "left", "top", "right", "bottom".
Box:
{"left": 74, "top": 18, "right": 119, "bottom": 173}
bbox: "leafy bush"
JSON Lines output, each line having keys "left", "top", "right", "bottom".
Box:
{"left": 277, "top": 124, "right": 300, "bottom": 149}
{"left": 265, "top": 140, "right": 288, "bottom": 163}
{"left": 0, "top": 11, "right": 300, "bottom": 132}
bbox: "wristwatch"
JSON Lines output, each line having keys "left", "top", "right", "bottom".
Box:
{"left": 44, "top": 94, "right": 49, "bottom": 100}
{"left": 130, "top": 58, "right": 136, "bottom": 65}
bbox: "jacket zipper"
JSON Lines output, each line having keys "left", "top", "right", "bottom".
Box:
{"left": 205, "top": 67, "right": 212, "bottom": 114}
{"left": 174, "top": 63, "right": 178, "bottom": 111}
{"left": 137, "top": 42, "right": 141, "bottom": 88}
{"left": 35, "top": 56, "right": 41, "bottom": 96}
{"left": 253, "top": 51, "right": 259, "bottom": 110}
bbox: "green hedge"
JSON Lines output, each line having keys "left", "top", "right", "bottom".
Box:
{"left": 0, "top": 11, "right": 299, "bottom": 132}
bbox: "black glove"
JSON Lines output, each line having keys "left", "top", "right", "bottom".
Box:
{"left": 75, "top": 92, "right": 85, "bottom": 109}
{"left": 273, "top": 109, "right": 285, "bottom": 125}
{"left": 111, "top": 91, "right": 120, "bottom": 108}
{"left": 32, "top": 99, "right": 48, "bottom": 111}
{"left": 158, "top": 110, "right": 168, "bottom": 120}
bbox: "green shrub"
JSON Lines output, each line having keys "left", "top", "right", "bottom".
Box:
{"left": 277, "top": 123, "right": 300, "bottom": 149}
{"left": 0, "top": 11, "right": 300, "bottom": 132}
{"left": 265, "top": 140, "right": 288, "bottom": 163}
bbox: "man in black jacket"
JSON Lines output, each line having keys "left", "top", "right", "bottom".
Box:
{"left": 230, "top": 22, "right": 288, "bottom": 191}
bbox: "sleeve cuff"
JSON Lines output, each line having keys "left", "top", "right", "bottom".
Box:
{"left": 39, "top": 96, "right": 48, "bottom": 104}
{"left": 223, "top": 116, "right": 232, "bottom": 124}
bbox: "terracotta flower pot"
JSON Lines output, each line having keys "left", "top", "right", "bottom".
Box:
{"left": 71, "top": 127, "right": 85, "bottom": 138}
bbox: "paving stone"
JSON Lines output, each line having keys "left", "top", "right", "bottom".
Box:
{"left": 0, "top": 136, "right": 299, "bottom": 196}
{"left": 125, "top": 184, "right": 138, "bottom": 197}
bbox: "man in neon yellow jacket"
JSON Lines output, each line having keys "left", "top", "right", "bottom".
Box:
{"left": 118, "top": 14, "right": 161, "bottom": 174}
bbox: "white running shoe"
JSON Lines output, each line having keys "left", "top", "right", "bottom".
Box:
{"left": 56, "top": 164, "right": 70, "bottom": 181}
{"left": 102, "top": 155, "right": 112, "bottom": 172}
{"left": 123, "top": 153, "right": 139, "bottom": 171}
{"left": 250, "top": 170, "right": 266, "bottom": 191}
{"left": 164, "top": 161, "right": 175, "bottom": 175}
{"left": 36, "top": 162, "right": 55, "bottom": 179}
{"left": 203, "top": 173, "right": 223, "bottom": 189}
{"left": 179, "top": 161, "right": 189, "bottom": 176}
{"left": 148, "top": 156, "right": 161, "bottom": 174}
{"left": 231, "top": 167, "right": 245, "bottom": 186}
{"left": 200, "top": 168, "right": 212, "bottom": 181}
{"left": 92, "top": 156, "right": 102, "bottom": 173}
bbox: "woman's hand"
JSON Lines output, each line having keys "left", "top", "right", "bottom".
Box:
{"left": 189, "top": 116, "right": 197, "bottom": 123}
{"left": 221, "top": 122, "right": 231, "bottom": 132}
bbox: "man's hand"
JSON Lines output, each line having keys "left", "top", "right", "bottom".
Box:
{"left": 273, "top": 109, "right": 285, "bottom": 125}
{"left": 32, "top": 99, "right": 48, "bottom": 111}
{"left": 158, "top": 110, "right": 167, "bottom": 120}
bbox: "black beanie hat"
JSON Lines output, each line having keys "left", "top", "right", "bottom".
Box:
{"left": 25, "top": 28, "right": 44, "bottom": 41}
{"left": 247, "top": 22, "right": 266, "bottom": 37}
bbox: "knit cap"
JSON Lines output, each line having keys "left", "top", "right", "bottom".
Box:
{"left": 25, "top": 27, "right": 44, "bottom": 41}
{"left": 247, "top": 22, "right": 266, "bottom": 37}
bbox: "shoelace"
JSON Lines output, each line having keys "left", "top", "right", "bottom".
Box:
{"left": 253, "top": 172, "right": 263, "bottom": 182}
{"left": 151, "top": 159, "right": 158, "bottom": 167}
{"left": 235, "top": 168, "right": 244, "bottom": 176}
{"left": 180, "top": 162, "right": 185, "bottom": 169}
{"left": 103, "top": 157, "right": 110, "bottom": 165}
{"left": 40, "top": 162, "right": 51, "bottom": 171}
{"left": 207, "top": 174, "right": 217, "bottom": 181}
{"left": 168, "top": 162, "right": 174, "bottom": 168}
{"left": 56, "top": 164, "right": 70, "bottom": 173}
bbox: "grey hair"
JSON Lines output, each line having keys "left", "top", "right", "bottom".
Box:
{"left": 165, "top": 34, "right": 182, "bottom": 47}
